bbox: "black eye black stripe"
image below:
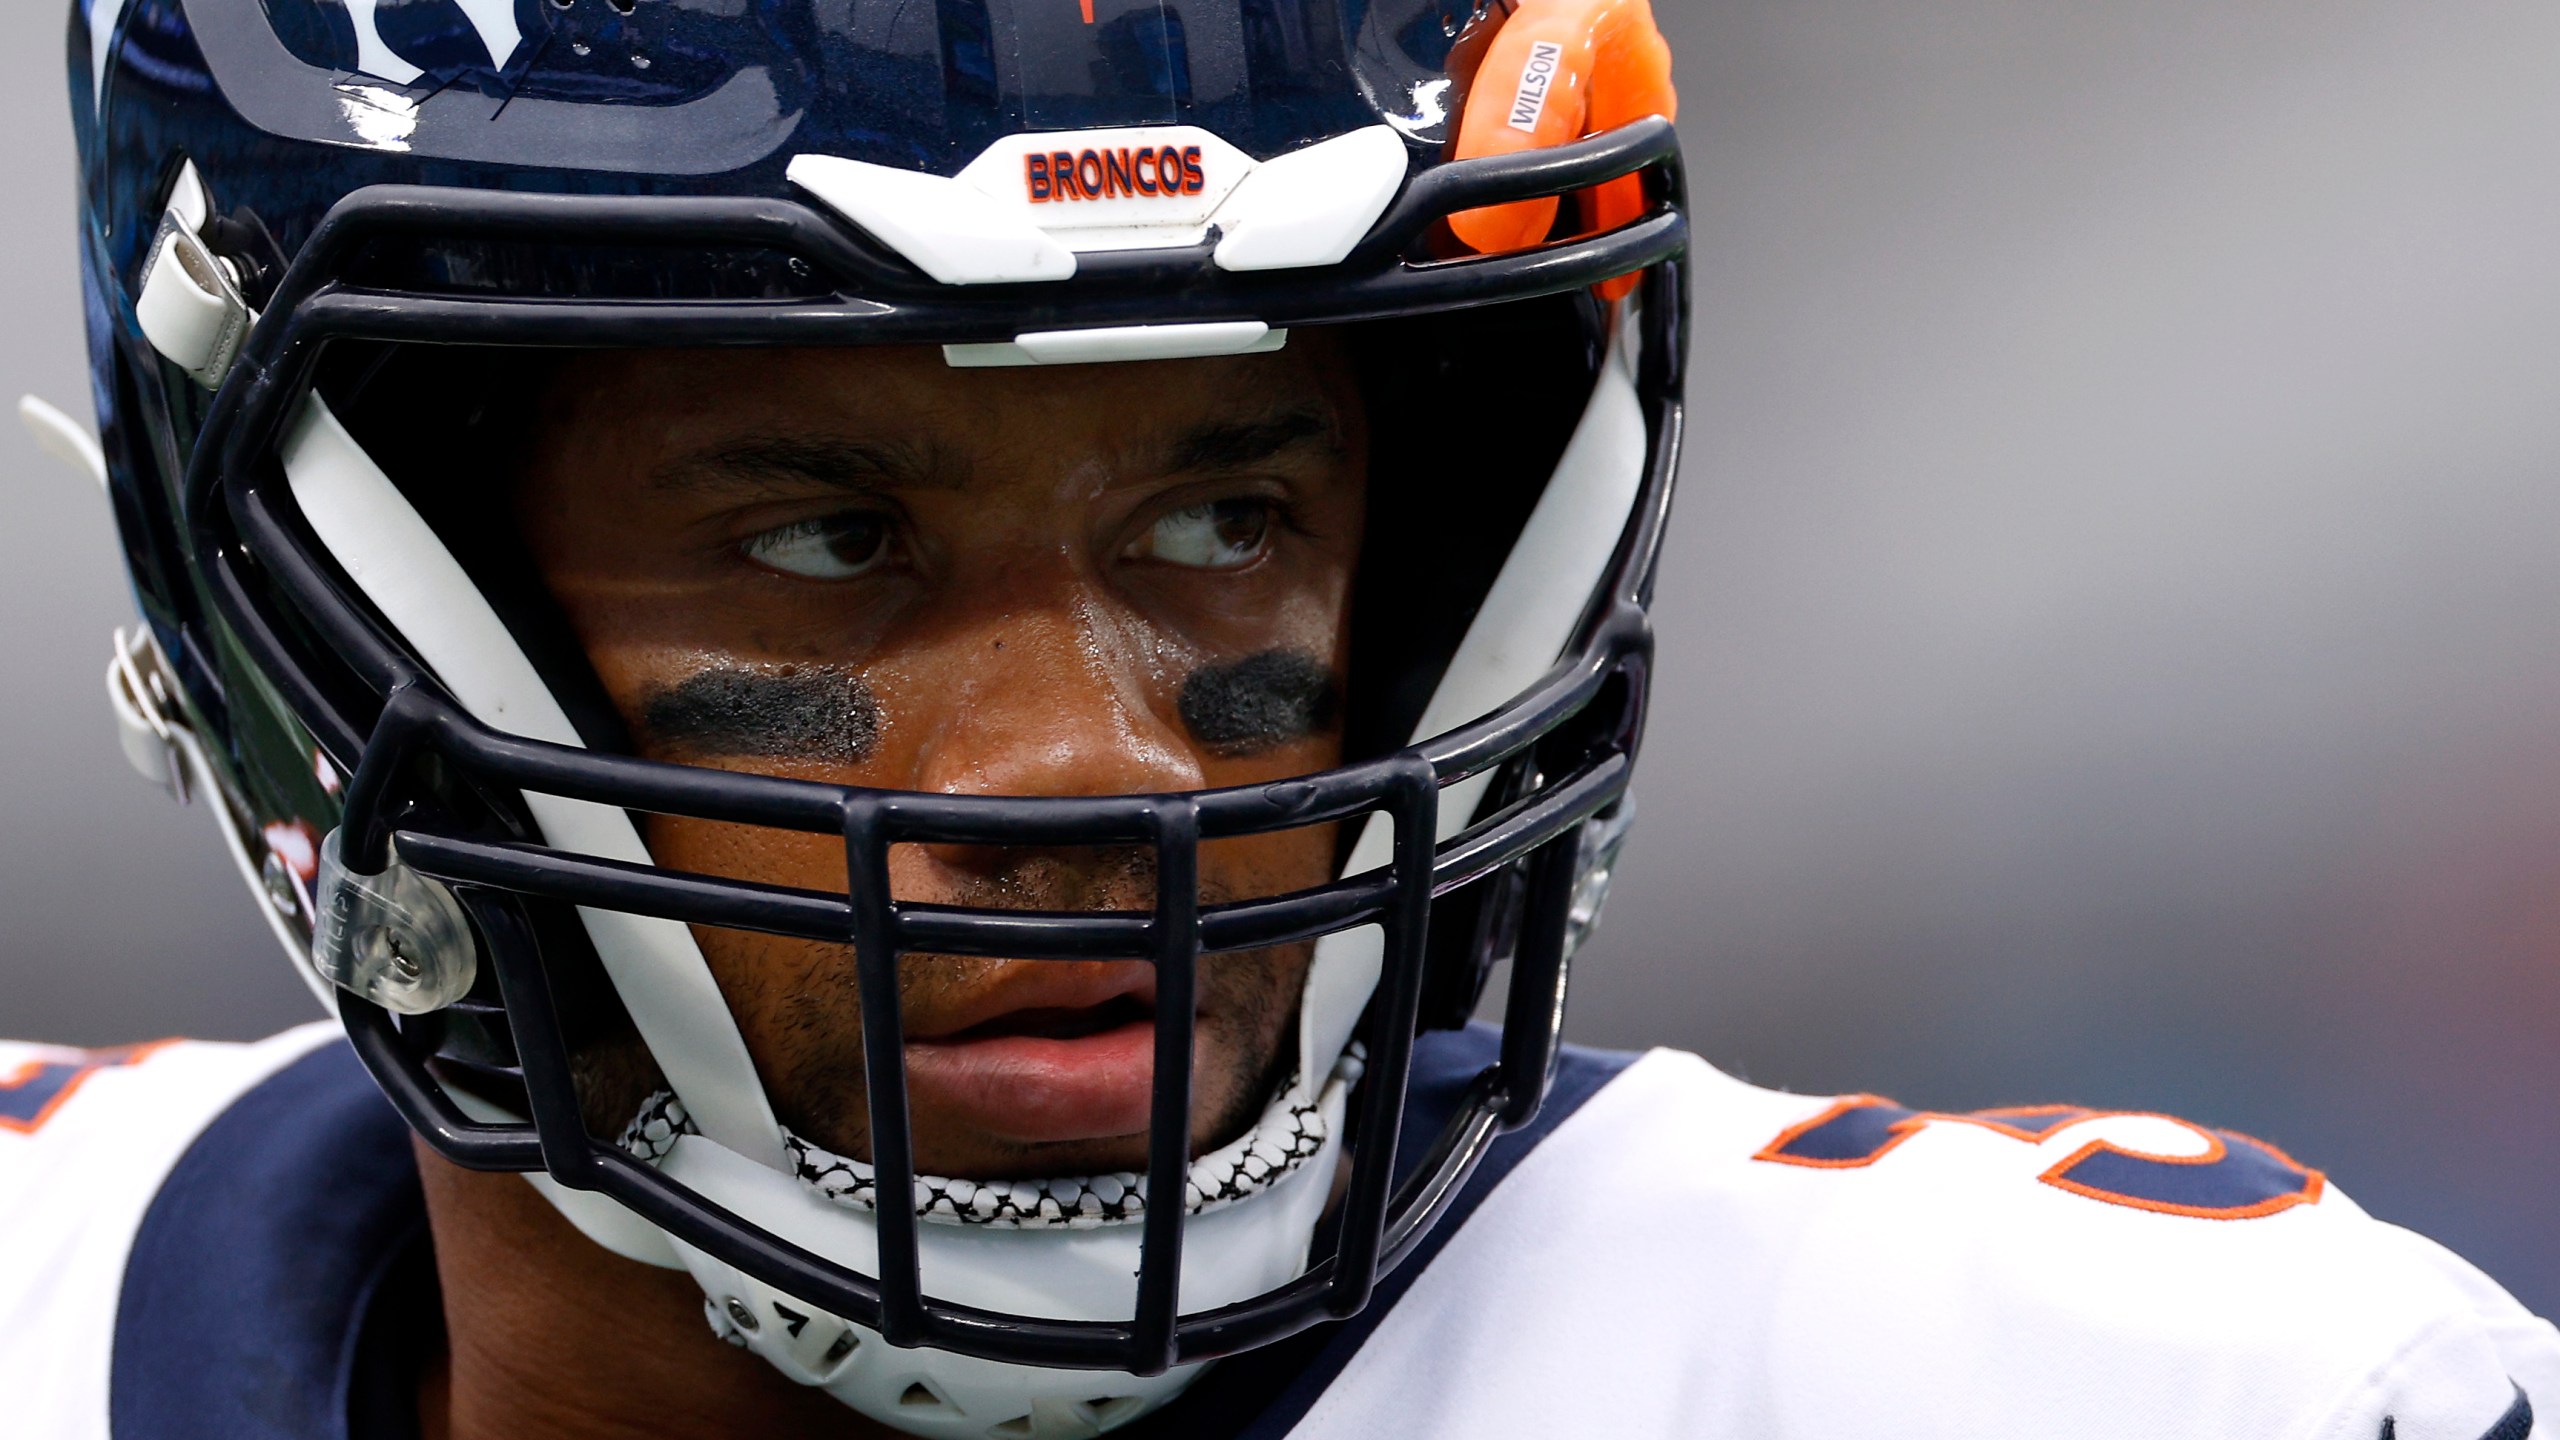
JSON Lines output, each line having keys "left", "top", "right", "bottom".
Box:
{"left": 1179, "top": 649, "right": 1339, "bottom": 757}
{"left": 639, "top": 665, "right": 881, "bottom": 764}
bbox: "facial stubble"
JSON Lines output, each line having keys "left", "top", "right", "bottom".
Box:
{"left": 590, "top": 655, "right": 1339, "bottom": 1176}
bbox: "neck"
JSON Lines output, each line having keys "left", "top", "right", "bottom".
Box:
{"left": 416, "top": 1139, "right": 885, "bottom": 1440}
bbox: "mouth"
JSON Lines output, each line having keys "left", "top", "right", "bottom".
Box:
{"left": 936, "top": 992, "right": 1156, "bottom": 1044}
{"left": 901, "top": 966, "right": 1179, "bottom": 1149}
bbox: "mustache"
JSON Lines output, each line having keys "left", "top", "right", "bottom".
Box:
{"left": 931, "top": 846, "right": 1189, "bottom": 915}
{"left": 638, "top": 664, "right": 881, "bottom": 764}
{"left": 1179, "top": 649, "right": 1340, "bottom": 756}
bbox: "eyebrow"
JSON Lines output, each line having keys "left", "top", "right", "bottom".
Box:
{"left": 1157, "top": 407, "right": 1341, "bottom": 476}
{"left": 652, "top": 435, "right": 951, "bottom": 496}
{"left": 652, "top": 403, "right": 1340, "bottom": 497}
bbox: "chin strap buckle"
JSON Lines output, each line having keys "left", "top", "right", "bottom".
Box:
{"left": 105, "top": 624, "right": 193, "bottom": 805}
{"left": 133, "top": 162, "right": 254, "bottom": 389}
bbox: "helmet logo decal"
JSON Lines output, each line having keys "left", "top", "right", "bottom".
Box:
{"left": 951, "top": 126, "right": 1255, "bottom": 252}
{"left": 339, "top": 0, "right": 526, "bottom": 87}
{"left": 1026, "top": 145, "right": 1207, "bottom": 204}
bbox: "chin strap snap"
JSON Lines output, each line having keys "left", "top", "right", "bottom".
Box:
{"left": 106, "top": 624, "right": 193, "bottom": 804}
{"left": 134, "top": 161, "right": 255, "bottom": 389}
{"left": 105, "top": 622, "right": 343, "bottom": 1010}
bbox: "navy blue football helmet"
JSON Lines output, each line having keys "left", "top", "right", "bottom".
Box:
{"left": 65, "top": 0, "right": 1684, "bottom": 1430}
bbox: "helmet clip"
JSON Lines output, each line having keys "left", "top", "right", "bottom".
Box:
{"left": 311, "top": 827, "right": 478, "bottom": 1014}
{"left": 134, "top": 163, "right": 253, "bottom": 389}
{"left": 104, "top": 625, "right": 192, "bottom": 805}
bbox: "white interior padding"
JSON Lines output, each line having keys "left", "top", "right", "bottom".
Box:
{"left": 944, "top": 322, "right": 1284, "bottom": 369}
{"left": 281, "top": 396, "right": 788, "bottom": 1171}
{"left": 1296, "top": 305, "right": 1650, "bottom": 1089}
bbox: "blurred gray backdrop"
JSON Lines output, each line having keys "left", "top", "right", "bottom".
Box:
{"left": 7, "top": 1, "right": 2559, "bottom": 1314}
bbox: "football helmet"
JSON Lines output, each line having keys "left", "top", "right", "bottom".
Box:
{"left": 63, "top": 0, "right": 1685, "bottom": 1432}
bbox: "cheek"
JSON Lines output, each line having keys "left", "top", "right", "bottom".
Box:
{"left": 642, "top": 814, "right": 850, "bottom": 1015}
{"left": 1201, "top": 821, "right": 1341, "bottom": 904}
{"left": 646, "top": 812, "right": 846, "bottom": 887}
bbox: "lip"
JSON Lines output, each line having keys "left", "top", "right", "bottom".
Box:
{"left": 902, "top": 963, "right": 1176, "bottom": 1147}
{"left": 902, "top": 962, "right": 1158, "bottom": 1043}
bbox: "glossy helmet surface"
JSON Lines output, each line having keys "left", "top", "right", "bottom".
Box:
{"left": 67, "top": 0, "right": 1685, "bottom": 1432}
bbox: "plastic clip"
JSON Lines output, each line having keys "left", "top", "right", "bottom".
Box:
{"left": 312, "top": 828, "right": 478, "bottom": 1014}
{"left": 105, "top": 625, "right": 192, "bottom": 804}
{"left": 1564, "top": 796, "right": 1635, "bottom": 958}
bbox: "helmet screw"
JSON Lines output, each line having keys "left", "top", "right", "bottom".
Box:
{"left": 260, "top": 852, "right": 300, "bottom": 918}
{"left": 724, "top": 1296, "right": 761, "bottom": 1333}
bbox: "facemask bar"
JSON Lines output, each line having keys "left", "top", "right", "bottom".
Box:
{"left": 169, "top": 121, "right": 1687, "bottom": 1375}
{"left": 307, "top": 565, "right": 1645, "bottom": 1375}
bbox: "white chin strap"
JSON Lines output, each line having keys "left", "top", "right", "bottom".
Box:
{"left": 275, "top": 308, "right": 1646, "bottom": 1439}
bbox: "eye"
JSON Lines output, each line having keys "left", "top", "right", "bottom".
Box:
{"left": 1137, "top": 498, "right": 1272, "bottom": 570}
{"left": 740, "top": 513, "right": 893, "bottom": 580}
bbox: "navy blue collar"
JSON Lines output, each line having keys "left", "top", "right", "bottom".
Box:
{"left": 109, "top": 1026, "right": 1633, "bottom": 1439}
{"left": 111, "top": 1039, "right": 428, "bottom": 1440}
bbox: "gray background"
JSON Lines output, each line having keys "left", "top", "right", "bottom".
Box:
{"left": 7, "top": 1, "right": 2558, "bottom": 1314}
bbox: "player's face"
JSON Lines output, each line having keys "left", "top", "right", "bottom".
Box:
{"left": 514, "top": 340, "right": 1368, "bottom": 1180}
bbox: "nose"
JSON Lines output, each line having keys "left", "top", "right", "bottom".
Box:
{"left": 898, "top": 594, "right": 1205, "bottom": 891}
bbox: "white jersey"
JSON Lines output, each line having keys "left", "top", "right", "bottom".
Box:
{"left": 1291, "top": 1049, "right": 2557, "bottom": 1440}
{"left": 0, "top": 1024, "right": 342, "bottom": 1440}
{"left": 2, "top": 1025, "right": 2550, "bottom": 1440}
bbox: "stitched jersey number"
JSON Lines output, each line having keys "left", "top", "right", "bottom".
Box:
{"left": 0, "top": 1044, "right": 163, "bottom": 1136}
{"left": 1755, "top": 1096, "right": 2326, "bottom": 1220}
